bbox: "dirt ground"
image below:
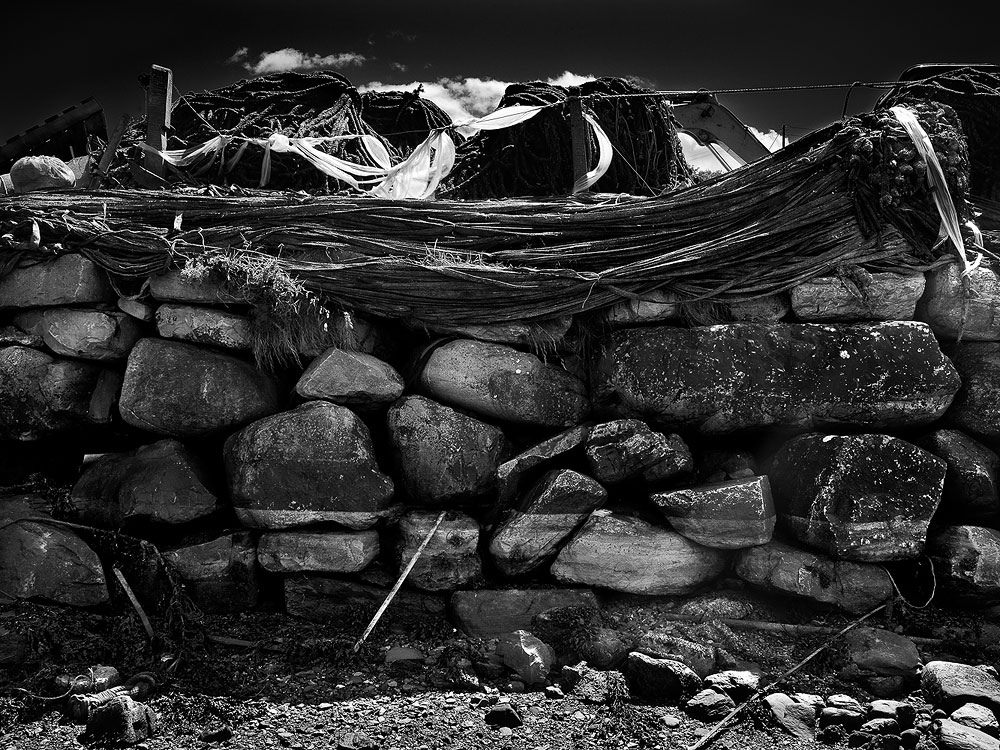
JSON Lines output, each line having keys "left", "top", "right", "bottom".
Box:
{"left": 2, "top": 586, "right": 995, "bottom": 750}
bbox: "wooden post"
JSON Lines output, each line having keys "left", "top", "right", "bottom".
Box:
{"left": 143, "top": 65, "right": 173, "bottom": 179}
{"left": 567, "top": 87, "right": 590, "bottom": 192}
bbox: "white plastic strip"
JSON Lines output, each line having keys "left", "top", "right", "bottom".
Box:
{"left": 889, "top": 106, "right": 979, "bottom": 276}
{"left": 572, "top": 113, "right": 614, "bottom": 193}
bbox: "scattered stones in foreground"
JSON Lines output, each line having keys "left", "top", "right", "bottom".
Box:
{"left": 921, "top": 661, "right": 1000, "bottom": 713}
{"left": 624, "top": 652, "right": 702, "bottom": 705}
{"left": 651, "top": 475, "right": 775, "bottom": 549}
{"left": 770, "top": 433, "right": 945, "bottom": 561}
{"left": 684, "top": 688, "right": 736, "bottom": 721}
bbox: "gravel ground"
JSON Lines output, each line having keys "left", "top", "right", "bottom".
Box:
{"left": 1, "top": 593, "right": 992, "bottom": 750}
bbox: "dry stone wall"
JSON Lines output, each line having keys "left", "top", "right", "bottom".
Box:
{"left": 3, "top": 254, "right": 1000, "bottom": 631}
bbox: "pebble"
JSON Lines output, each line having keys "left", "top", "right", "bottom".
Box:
{"left": 500, "top": 727, "right": 513, "bottom": 737}
{"left": 662, "top": 715, "right": 682, "bottom": 728}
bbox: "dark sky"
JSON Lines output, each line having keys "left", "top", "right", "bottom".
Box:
{"left": 1, "top": 0, "right": 996, "bottom": 142}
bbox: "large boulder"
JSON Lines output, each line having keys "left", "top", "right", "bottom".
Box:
{"left": 551, "top": 512, "right": 730, "bottom": 595}
{"left": 734, "top": 541, "right": 893, "bottom": 613}
{"left": 154, "top": 304, "right": 252, "bottom": 351}
{"left": 921, "top": 261, "right": 1000, "bottom": 341}
{"left": 584, "top": 419, "right": 693, "bottom": 485}
{"left": 923, "top": 430, "right": 1000, "bottom": 524}
{"left": 769, "top": 434, "right": 945, "bottom": 561}
{"left": 119, "top": 338, "right": 277, "bottom": 437}
{"left": 651, "top": 476, "right": 775, "bottom": 549}
{"left": 0, "top": 254, "right": 113, "bottom": 309}
{"left": 9, "top": 155, "right": 76, "bottom": 192}
{"left": 449, "top": 588, "right": 598, "bottom": 639}
{"left": 69, "top": 439, "right": 220, "bottom": 528}
{"left": 162, "top": 531, "right": 258, "bottom": 613}
{"left": 790, "top": 271, "right": 925, "bottom": 322}
{"left": 225, "top": 401, "right": 395, "bottom": 529}
{"left": 489, "top": 469, "right": 607, "bottom": 576}
{"left": 0, "top": 497, "right": 108, "bottom": 607}
{"left": 39, "top": 308, "right": 143, "bottom": 360}
{"left": 395, "top": 510, "right": 482, "bottom": 592}
{"left": 386, "top": 395, "right": 509, "bottom": 507}
{"left": 296, "top": 348, "right": 404, "bottom": 410}
{"left": 948, "top": 343, "right": 1000, "bottom": 439}
{"left": 0, "top": 345, "right": 102, "bottom": 440}
{"left": 592, "top": 322, "right": 959, "bottom": 433}
{"left": 419, "top": 339, "right": 589, "bottom": 427}
{"left": 922, "top": 661, "right": 1000, "bottom": 713}
{"left": 257, "top": 530, "right": 379, "bottom": 573}
{"left": 926, "top": 526, "right": 1000, "bottom": 603}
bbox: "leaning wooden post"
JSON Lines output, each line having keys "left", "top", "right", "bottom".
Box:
{"left": 143, "top": 65, "right": 173, "bottom": 179}
{"left": 567, "top": 87, "right": 590, "bottom": 192}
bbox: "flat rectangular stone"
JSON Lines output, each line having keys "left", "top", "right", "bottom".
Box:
{"left": 0, "top": 255, "right": 114, "bottom": 309}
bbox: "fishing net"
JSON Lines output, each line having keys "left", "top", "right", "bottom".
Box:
{"left": 108, "top": 71, "right": 397, "bottom": 192}
{"left": 442, "top": 77, "right": 692, "bottom": 198}
{"left": 360, "top": 88, "right": 459, "bottom": 155}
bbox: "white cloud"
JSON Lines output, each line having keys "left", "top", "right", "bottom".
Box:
{"left": 679, "top": 127, "right": 785, "bottom": 173}
{"left": 229, "top": 47, "right": 367, "bottom": 75}
{"left": 360, "top": 72, "right": 597, "bottom": 130}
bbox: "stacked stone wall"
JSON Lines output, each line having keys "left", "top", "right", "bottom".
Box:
{"left": 3, "top": 254, "right": 1000, "bottom": 634}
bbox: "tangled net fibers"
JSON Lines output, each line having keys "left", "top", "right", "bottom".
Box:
{"left": 442, "top": 77, "right": 692, "bottom": 198}
{"left": 110, "top": 71, "right": 398, "bottom": 192}
{"left": 878, "top": 66, "right": 1000, "bottom": 226}
{"left": 360, "top": 87, "right": 460, "bottom": 155}
{"left": 0, "top": 101, "right": 976, "bottom": 368}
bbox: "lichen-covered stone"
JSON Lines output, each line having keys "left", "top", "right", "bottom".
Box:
{"left": 420, "top": 339, "right": 589, "bottom": 427}
{"left": 584, "top": 419, "right": 693, "bottom": 484}
{"left": 387, "top": 395, "right": 509, "bottom": 506}
{"left": 947, "top": 343, "right": 1000, "bottom": 439}
{"left": 40, "top": 308, "right": 143, "bottom": 360}
{"left": 396, "top": 510, "right": 481, "bottom": 592}
{"left": 119, "top": 338, "right": 278, "bottom": 437}
{"left": 552, "top": 512, "right": 729, "bottom": 595}
{"left": 790, "top": 271, "right": 925, "bottom": 322}
{"left": 926, "top": 526, "right": 1000, "bottom": 603}
{"left": 923, "top": 430, "right": 1000, "bottom": 525}
{"left": 652, "top": 476, "right": 775, "bottom": 549}
{"left": 0, "top": 497, "right": 108, "bottom": 607}
{"left": 162, "top": 531, "right": 258, "bottom": 613}
{"left": 70, "top": 439, "right": 220, "bottom": 528}
{"left": 225, "top": 401, "right": 395, "bottom": 530}
{"left": 449, "top": 588, "right": 598, "bottom": 638}
{"left": 296, "top": 348, "right": 404, "bottom": 409}
{"left": 0, "top": 254, "right": 113, "bottom": 309}
{"left": 922, "top": 261, "right": 1000, "bottom": 340}
{"left": 0, "top": 345, "right": 102, "bottom": 440}
{"left": 155, "top": 304, "right": 252, "bottom": 350}
{"left": 592, "top": 322, "right": 959, "bottom": 433}
{"left": 489, "top": 469, "right": 607, "bottom": 576}
{"left": 769, "top": 434, "right": 945, "bottom": 561}
{"left": 734, "top": 540, "right": 893, "bottom": 613}
{"left": 257, "top": 530, "right": 379, "bottom": 573}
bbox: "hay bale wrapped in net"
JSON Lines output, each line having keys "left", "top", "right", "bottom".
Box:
{"left": 877, "top": 66, "right": 1000, "bottom": 226}
{"left": 112, "top": 71, "right": 397, "bottom": 192}
{"left": 361, "top": 87, "right": 461, "bottom": 155}
{"left": 442, "top": 77, "right": 692, "bottom": 198}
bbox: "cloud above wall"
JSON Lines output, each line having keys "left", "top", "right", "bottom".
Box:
{"left": 227, "top": 47, "right": 367, "bottom": 74}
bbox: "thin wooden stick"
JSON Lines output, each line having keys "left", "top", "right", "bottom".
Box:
{"left": 352, "top": 510, "right": 446, "bottom": 653}
{"left": 112, "top": 567, "right": 154, "bottom": 641}
{"left": 687, "top": 603, "right": 888, "bottom": 750}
